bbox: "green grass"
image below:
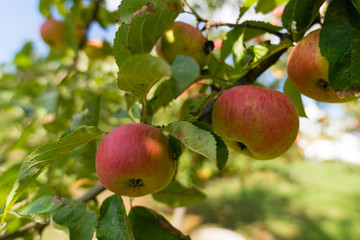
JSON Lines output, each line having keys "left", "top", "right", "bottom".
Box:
{"left": 187, "top": 159, "right": 360, "bottom": 240}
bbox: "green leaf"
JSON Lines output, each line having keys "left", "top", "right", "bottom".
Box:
{"left": 129, "top": 206, "right": 191, "bottom": 240}
{"left": 70, "top": 95, "right": 102, "bottom": 172}
{"left": 113, "top": 0, "right": 183, "bottom": 68}
{"left": 152, "top": 180, "right": 206, "bottom": 208}
{"left": 1, "top": 126, "right": 105, "bottom": 223}
{"left": 17, "top": 196, "right": 97, "bottom": 240}
{"left": 352, "top": 0, "right": 360, "bottom": 13}
{"left": 283, "top": 78, "right": 307, "bottom": 117}
{"left": 239, "top": 0, "right": 259, "bottom": 18}
{"left": 97, "top": 195, "right": 134, "bottom": 240}
{"left": 39, "top": 0, "right": 52, "bottom": 17}
{"left": 282, "top": 0, "right": 325, "bottom": 41}
{"left": 171, "top": 56, "right": 200, "bottom": 98}
{"left": 17, "top": 195, "right": 58, "bottom": 223}
{"left": 256, "top": 0, "right": 289, "bottom": 14}
{"left": 51, "top": 198, "right": 97, "bottom": 240}
{"left": 221, "top": 21, "right": 284, "bottom": 61}
{"left": 165, "top": 121, "right": 228, "bottom": 170}
{"left": 0, "top": 164, "right": 21, "bottom": 208}
{"left": 168, "top": 135, "right": 183, "bottom": 161}
{"left": 117, "top": 54, "right": 172, "bottom": 97}
{"left": 320, "top": 0, "right": 360, "bottom": 92}
{"left": 181, "top": 91, "right": 218, "bottom": 122}
{"left": 192, "top": 122, "right": 228, "bottom": 170}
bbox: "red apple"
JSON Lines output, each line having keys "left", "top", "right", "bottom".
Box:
{"left": 40, "top": 19, "right": 67, "bottom": 51}
{"left": 287, "top": 29, "right": 358, "bottom": 103}
{"left": 212, "top": 85, "right": 299, "bottom": 160}
{"left": 40, "top": 18, "right": 86, "bottom": 51}
{"left": 96, "top": 123, "right": 176, "bottom": 197}
{"left": 156, "top": 21, "right": 211, "bottom": 67}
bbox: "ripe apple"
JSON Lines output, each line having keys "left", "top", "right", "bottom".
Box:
{"left": 84, "top": 39, "right": 112, "bottom": 60}
{"left": 287, "top": 29, "right": 358, "bottom": 103}
{"left": 156, "top": 21, "right": 212, "bottom": 67}
{"left": 212, "top": 85, "right": 299, "bottom": 160}
{"left": 95, "top": 123, "right": 176, "bottom": 197}
{"left": 40, "top": 18, "right": 86, "bottom": 51}
{"left": 40, "top": 19, "right": 67, "bottom": 51}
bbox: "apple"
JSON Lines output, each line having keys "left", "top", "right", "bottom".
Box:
{"left": 213, "top": 38, "right": 222, "bottom": 50}
{"left": 156, "top": 21, "right": 212, "bottom": 67}
{"left": 287, "top": 29, "right": 358, "bottom": 103}
{"left": 84, "top": 39, "right": 112, "bottom": 60}
{"left": 272, "top": 5, "right": 285, "bottom": 17}
{"left": 40, "top": 19, "right": 67, "bottom": 51}
{"left": 40, "top": 18, "right": 86, "bottom": 51}
{"left": 95, "top": 123, "right": 176, "bottom": 197}
{"left": 212, "top": 85, "right": 299, "bottom": 160}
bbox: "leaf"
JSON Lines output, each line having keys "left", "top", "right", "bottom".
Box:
{"left": 256, "top": 0, "right": 289, "bottom": 14}
{"left": 192, "top": 122, "right": 228, "bottom": 170}
{"left": 181, "top": 91, "right": 218, "bottom": 122}
{"left": 17, "top": 195, "right": 58, "bottom": 223}
{"left": 113, "top": 0, "right": 183, "bottom": 68}
{"left": 239, "top": 0, "right": 259, "bottom": 19}
{"left": 1, "top": 126, "right": 105, "bottom": 223}
{"left": 282, "top": 0, "right": 325, "bottom": 41}
{"left": 152, "top": 180, "right": 206, "bottom": 208}
{"left": 117, "top": 54, "right": 172, "bottom": 97}
{"left": 221, "top": 21, "right": 284, "bottom": 61}
{"left": 97, "top": 195, "right": 134, "bottom": 240}
{"left": 70, "top": 95, "right": 102, "bottom": 172}
{"left": 283, "top": 78, "right": 307, "bottom": 117}
{"left": 320, "top": 0, "right": 360, "bottom": 92}
{"left": 39, "top": 0, "right": 52, "bottom": 17}
{"left": 165, "top": 121, "right": 228, "bottom": 170}
{"left": 129, "top": 206, "right": 191, "bottom": 240}
{"left": 171, "top": 56, "right": 201, "bottom": 98}
{"left": 51, "top": 198, "right": 97, "bottom": 240}
{"left": 17, "top": 196, "right": 97, "bottom": 240}
{"left": 352, "top": 0, "right": 360, "bottom": 13}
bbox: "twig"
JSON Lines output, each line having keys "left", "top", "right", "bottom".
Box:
{"left": 0, "top": 184, "right": 106, "bottom": 240}
{"left": 182, "top": 0, "right": 287, "bottom": 38}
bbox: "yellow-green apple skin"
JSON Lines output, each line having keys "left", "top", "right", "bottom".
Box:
{"left": 95, "top": 123, "right": 176, "bottom": 197}
{"left": 212, "top": 85, "right": 299, "bottom": 160}
{"left": 156, "top": 21, "right": 210, "bottom": 67}
{"left": 40, "top": 19, "right": 68, "bottom": 51}
{"left": 287, "top": 29, "right": 358, "bottom": 103}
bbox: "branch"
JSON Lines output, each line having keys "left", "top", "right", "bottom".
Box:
{"left": 183, "top": 0, "right": 287, "bottom": 38}
{"left": 0, "top": 184, "right": 106, "bottom": 240}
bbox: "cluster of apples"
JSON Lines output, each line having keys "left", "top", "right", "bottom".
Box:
{"left": 40, "top": 18, "right": 111, "bottom": 59}
{"left": 77, "top": 21, "right": 359, "bottom": 197}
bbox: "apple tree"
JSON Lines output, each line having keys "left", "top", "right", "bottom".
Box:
{"left": 0, "top": 0, "right": 359, "bottom": 239}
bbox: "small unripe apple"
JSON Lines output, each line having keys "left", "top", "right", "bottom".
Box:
{"left": 95, "top": 123, "right": 176, "bottom": 197}
{"left": 156, "top": 21, "right": 212, "bottom": 67}
{"left": 84, "top": 39, "right": 112, "bottom": 60}
{"left": 40, "top": 18, "right": 86, "bottom": 51}
{"left": 287, "top": 29, "right": 358, "bottom": 103}
{"left": 212, "top": 85, "right": 299, "bottom": 160}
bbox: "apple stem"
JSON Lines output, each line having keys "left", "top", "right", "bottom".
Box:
{"left": 141, "top": 97, "right": 148, "bottom": 124}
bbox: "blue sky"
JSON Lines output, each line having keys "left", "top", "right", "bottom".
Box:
{"left": 0, "top": 0, "right": 118, "bottom": 64}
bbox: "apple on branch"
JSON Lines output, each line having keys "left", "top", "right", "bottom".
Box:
{"left": 95, "top": 123, "right": 176, "bottom": 197}
{"left": 156, "top": 21, "right": 214, "bottom": 67}
{"left": 212, "top": 85, "right": 299, "bottom": 160}
{"left": 287, "top": 29, "right": 359, "bottom": 103}
{"left": 40, "top": 18, "right": 86, "bottom": 51}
